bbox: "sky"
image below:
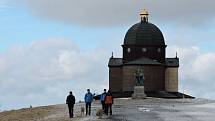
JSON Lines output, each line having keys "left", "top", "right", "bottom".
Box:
{"left": 0, "top": 0, "right": 215, "bottom": 110}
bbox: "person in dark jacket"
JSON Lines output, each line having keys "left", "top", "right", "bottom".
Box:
{"left": 84, "top": 89, "right": 93, "bottom": 115}
{"left": 100, "top": 89, "right": 107, "bottom": 111}
{"left": 104, "top": 90, "right": 113, "bottom": 115}
{"left": 66, "top": 91, "right": 76, "bottom": 118}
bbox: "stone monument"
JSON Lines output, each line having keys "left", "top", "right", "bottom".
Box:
{"left": 132, "top": 69, "right": 146, "bottom": 99}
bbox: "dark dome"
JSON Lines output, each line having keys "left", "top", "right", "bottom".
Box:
{"left": 124, "top": 22, "right": 165, "bottom": 46}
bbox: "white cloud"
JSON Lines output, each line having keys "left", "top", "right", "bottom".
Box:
{"left": 13, "top": 0, "right": 215, "bottom": 27}
{"left": 0, "top": 39, "right": 215, "bottom": 110}
{"left": 0, "top": 39, "right": 109, "bottom": 110}
{"left": 167, "top": 46, "right": 215, "bottom": 99}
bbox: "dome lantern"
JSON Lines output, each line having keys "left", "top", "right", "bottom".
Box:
{"left": 123, "top": 10, "right": 166, "bottom": 63}
{"left": 140, "top": 9, "right": 149, "bottom": 22}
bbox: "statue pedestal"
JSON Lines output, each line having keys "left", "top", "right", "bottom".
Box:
{"left": 132, "top": 86, "right": 146, "bottom": 99}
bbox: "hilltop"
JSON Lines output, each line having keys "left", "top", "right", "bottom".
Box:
{"left": 0, "top": 98, "right": 215, "bottom": 121}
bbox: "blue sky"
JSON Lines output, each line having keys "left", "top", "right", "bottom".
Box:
{"left": 0, "top": 0, "right": 215, "bottom": 110}
{"left": 0, "top": 7, "right": 104, "bottom": 51}
{"left": 0, "top": 7, "right": 69, "bottom": 50}
{"left": 0, "top": 3, "right": 132, "bottom": 54}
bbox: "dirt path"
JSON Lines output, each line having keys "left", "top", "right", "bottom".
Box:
{"left": 38, "top": 101, "right": 112, "bottom": 121}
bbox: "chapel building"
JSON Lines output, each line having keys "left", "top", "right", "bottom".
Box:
{"left": 108, "top": 10, "right": 187, "bottom": 98}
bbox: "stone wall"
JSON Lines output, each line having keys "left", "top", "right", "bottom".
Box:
{"left": 165, "top": 67, "right": 178, "bottom": 92}
{"left": 122, "top": 65, "right": 165, "bottom": 92}
{"left": 109, "top": 67, "right": 123, "bottom": 92}
{"left": 122, "top": 66, "right": 136, "bottom": 91}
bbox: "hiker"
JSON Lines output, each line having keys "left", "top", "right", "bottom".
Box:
{"left": 100, "top": 89, "right": 107, "bottom": 111}
{"left": 84, "top": 89, "right": 93, "bottom": 115}
{"left": 66, "top": 91, "right": 76, "bottom": 118}
{"left": 104, "top": 90, "right": 113, "bottom": 115}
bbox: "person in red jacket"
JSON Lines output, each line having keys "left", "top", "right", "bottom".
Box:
{"left": 104, "top": 90, "right": 113, "bottom": 115}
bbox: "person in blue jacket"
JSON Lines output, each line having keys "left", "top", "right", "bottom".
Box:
{"left": 100, "top": 89, "right": 107, "bottom": 111}
{"left": 84, "top": 89, "right": 93, "bottom": 115}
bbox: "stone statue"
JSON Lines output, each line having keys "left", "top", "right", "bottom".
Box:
{"left": 134, "top": 69, "right": 145, "bottom": 86}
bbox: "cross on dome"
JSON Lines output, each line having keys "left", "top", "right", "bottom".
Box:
{"left": 140, "top": 9, "right": 149, "bottom": 22}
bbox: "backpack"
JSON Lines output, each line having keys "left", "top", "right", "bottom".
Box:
{"left": 100, "top": 93, "right": 106, "bottom": 101}
{"left": 105, "top": 95, "right": 113, "bottom": 104}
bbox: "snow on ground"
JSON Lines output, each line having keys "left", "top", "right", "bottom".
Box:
{"left": 0, "top": 98, "right": 215, "bottom": 121}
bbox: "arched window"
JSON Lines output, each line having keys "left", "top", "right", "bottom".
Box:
{"left": 157, "top": 48, "right": 161, "bottom": 53}
{"left": 127, "top": 48, "right": 131, "bottom": 53}
{"left": 142, "top": 48, "right": 147, "bottom": 52}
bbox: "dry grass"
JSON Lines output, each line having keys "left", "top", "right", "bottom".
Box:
{"left": 0, "top": 106, "right": 54, "bottom": 121}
